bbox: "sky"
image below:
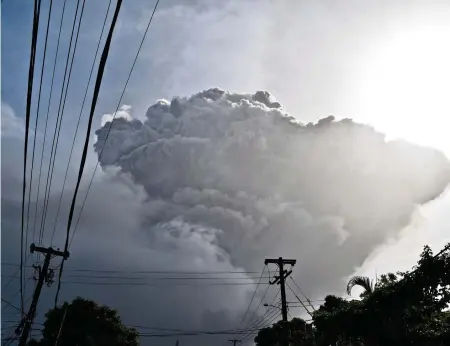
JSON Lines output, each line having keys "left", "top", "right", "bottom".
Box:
{"left": 2, "top": 0, "right": 450, "bottom": 345}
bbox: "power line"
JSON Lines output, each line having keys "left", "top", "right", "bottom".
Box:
{"left": 32, "top": 0, "right": 68, "bottom": 247}
{"left": 20, "top": 0, "right": 42, "bottom": 315}
{"left": 137, "top": 328, "right": 269, "bottom": 338}
{"left": 50, "top": 0, "right": 113, "bottom": 245}
{"left": 24, "top": 0, "right": 53, "bottom": 269}
{"left": 241, "top": 311, "right": 282, "bottom": 343}
{"left": 2, "top": 323, "right": 267, "bottom": 341}
{"left": 2, "top": 254, "right": 32, "bottom": 291}
{"left": 251, "top": 306, "right": 280, "bottom": 328}
{"left": 239, "top": 291, "right": 281, "bottom": 342}
{"left": 64, "top": 275, "right": 271, "bottom": 281}
{"left": 38, "top": 0, "right": 85, "bottom": 247}
{"left": 243, "top": 282, "right": 271, "bottom": 330}
{"left": 2, "top": 333, "right": 19, "bottom": 346}
{"left": 239, "top": 265, "right": 267, "bottom": 325}
{"left": 1, "top": 274, "right": 268, "bottom": 281}
{"left": 68, "top": 0, "right": 161, "bottom": 249}
{"left": 55, "top": 280, "right": 271, "bottom": 287}
{"left": 2, "top": 263, "right": 261, "bottom": 275}
{"left": 1, "top": 321, "right": 44, "bottom": 326}
{"left": 24, "top": 0, "right": 54, "bottom": 305}
{"left": 248, "top": 302, "right": 281, "bottom": 328}
{"left": 288, "top": 299, "right": 326, "bottom": 303}
{"left": 1, "top": 298, "right": 25, "bottom": 314}
{"left": 290, "top": 277, "right": 316, "bottom": 311}
{"left": 129, "top": 325, "right": 266, "bottom": 334}
{"left": 2, "top": 273, "right": 273, "bottom": 281}
{"left": 65, "top": 268, "right": 261, "bottom": 275}
{"left": 239, "top": 307, "right": 280, "bottom": 342}
{"left": 55, "top": 0, "right": 124, "bottom": 307}
{"left": 286, "top": 282, "right": 313, "bottom": 318}
{"left": 2, "top": 276, "right": 35, "bottom": 313}
{"left": 265, "top": 288, "right": 281, "bottom": 312}
{"left": 234, "top": 272, "right": 278, "bottom": 342}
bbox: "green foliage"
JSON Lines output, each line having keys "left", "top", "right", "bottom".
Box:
{"left": 346, "top": 276, "right": 374, "bottom": 297}
{"left": 255, "top": 318, "right": 316, "bottom": 346}
{"left": 255, "top": 244, "right": 449, "bottom": 346}
{"left": 313, "top": 243, "right": 450, "bottom": 346}
{"left": 27, "top": 297, "right": 139, "bottom": 346}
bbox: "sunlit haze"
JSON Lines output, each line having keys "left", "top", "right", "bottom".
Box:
{"left": 353, "top": 23, "right": 450, "bottom": 156}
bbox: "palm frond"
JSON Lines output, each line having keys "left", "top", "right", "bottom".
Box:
{"left": 346, "top": 276, "right": 374, "bottom": 295}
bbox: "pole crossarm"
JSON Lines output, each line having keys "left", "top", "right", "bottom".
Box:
{"left": 30, "top": 244, "right": 70, "bottom": 259}
{"left": 229, "top": 339, "right": 242, "bottom": 346}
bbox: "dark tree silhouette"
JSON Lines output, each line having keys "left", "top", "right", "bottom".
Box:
{"left": 313, "top": 244, "right": 450, "bottom": 346}
{"left": 27, "top": 297, "right": 138, "bottom": 346}
{"left": 346, "top": 276, "right": 374, "bottom": 297}
{"left": 255, "top": 318, "right": 316, "bottom": 346}
{"left": 255, "top": 244, "right": 450, "bottom": 346}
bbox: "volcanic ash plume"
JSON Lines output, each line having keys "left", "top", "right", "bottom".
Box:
{"left": 94, "top": 88, "right": 450, "bottom": 295}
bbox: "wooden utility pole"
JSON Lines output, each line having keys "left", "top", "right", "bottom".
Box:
{"left": 265, "top": 257, "right": 296, "bottom": 346}
{"left": 264, "top": 257, "right": 296, "bottom": 322}
{"left": 228, "top": 339, "right": 242, "bottom": 346}
{"left": 18, "top": 244, "right": 69, "bottom": 346}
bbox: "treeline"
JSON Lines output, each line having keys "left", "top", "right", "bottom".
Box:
{"left": 24, "top": 244, "right": 449, "bottom": 346}
{"left": 255, "top": 244, "right": 450, "bottom": 346}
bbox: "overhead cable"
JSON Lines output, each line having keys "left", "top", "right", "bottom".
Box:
{"left": 20, "top": 0, "right": 42, "bottom": 315}
{"left": 32, "top": 0, "right": 68, "bottom": 245}
{"left": 54, "top": 0, "right": 124, "bottom": 307}
{"left": 25, "top": 0, "right": 53, "bottom": 261}
{"left": 290, "top": 277, "right": 316, "bottom": 311}
{"left": 239, "top": 266, "right": 267, "bottom": 325}
{"left": 50, "top": 0, "right": 113, "bottom": 245}
{"left": 68, "top": 0, "right": 161, "bottom": 248}
{"left": 38, "top": 0, "right": 86, "bottom": 246}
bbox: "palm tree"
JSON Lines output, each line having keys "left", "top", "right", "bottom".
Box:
{"left": 346, "top": 275, "right": 374, "bottom": 297}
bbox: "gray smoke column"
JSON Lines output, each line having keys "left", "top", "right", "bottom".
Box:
{"left": 95, "top": 88, "right": 450, "bottom": 297}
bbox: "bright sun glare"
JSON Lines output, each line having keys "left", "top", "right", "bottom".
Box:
{"left": 355, "top": 24, "right": 450, "bottom": 156}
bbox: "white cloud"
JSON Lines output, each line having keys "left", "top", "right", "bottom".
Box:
{"left": 94, "top": 88, "right": 450, "bottom": 304}
{"left": 100, "top": 104, "right": 132, "bottom": 126}
{"left": 352, "top": 185, "right": 450, "bottom": 282}
{"left": 3, "top": 2, "right": 450, "bottom": 343}
{"left": 1, "top": 102, "right": 24, "bottom": 138}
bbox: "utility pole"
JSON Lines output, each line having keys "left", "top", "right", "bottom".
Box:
{"left": 265, "top": 257, "right": 296, "bottom": 346}
{"left": 18, "top": 243, "right": 69, "bottom": 346}
{"left": 228, "top": 339, "right": 242, "bottom": 346}
{"left": 265, "top": 257, "right": 296, "bottom": 322}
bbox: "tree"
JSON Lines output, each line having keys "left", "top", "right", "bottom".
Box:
{"left": 254, "top": 244, "right": 449, "bottom": 346}
{"left": 255, "top": 318, "right": 316, "bottom": 346}
{"left": 346, "top": 276, "right": 374, "bottom": 297}
{"left": 313, "top": 243, "right": 450, "bottom": 346}
{"left": 28, "top": 297, "right": 139, "bottom": 346}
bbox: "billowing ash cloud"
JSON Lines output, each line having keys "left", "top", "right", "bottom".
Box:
{"left": 93, "top": 88, "right": 450, "bottom": 335}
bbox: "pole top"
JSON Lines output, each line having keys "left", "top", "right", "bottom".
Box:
{"left": 264, "top": 258, "right": 297, "bottom": 266}
{"left": 29, "top": 243, "right": 70, "bottom": 259}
